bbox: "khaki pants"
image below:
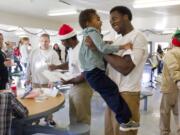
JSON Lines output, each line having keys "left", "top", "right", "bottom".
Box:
{"left": 160, "top": 90, "right": 180, "bottom": 135}
{"left": 105, "top": 92, "right": 140, "bottom": 135}
{"left": 69, "top": 82, "right": 93, "bottom": 125}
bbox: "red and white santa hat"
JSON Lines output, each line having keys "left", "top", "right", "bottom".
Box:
{"left": 58, "top": 24, "right": 76, "bottom": 40}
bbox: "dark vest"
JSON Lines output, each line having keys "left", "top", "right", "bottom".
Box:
{"left": 0, "top": 49, "right": 8, "bottom": 82}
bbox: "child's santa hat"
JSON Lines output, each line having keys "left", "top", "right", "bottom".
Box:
{"left": 58, "top": 24, "right": 76, "bottom": 40}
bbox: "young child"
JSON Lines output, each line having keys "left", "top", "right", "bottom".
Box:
{"left": 78, "top": 9, "right": 139, "bottom": 131}
{"left": 160, "top": 29, "right": 180, "bottom": 135}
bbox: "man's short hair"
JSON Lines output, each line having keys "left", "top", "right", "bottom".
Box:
{"left": 40, "top": 33, "right": 50, "bottom": 40}
{"left": 79, "top": 9, "right": 97, "bottom": 29}
{"left": 110, "top": 6, "right": 132, "bottom": 21}
{"left": 21, "top": 37, "right": 29, "bottom": 42}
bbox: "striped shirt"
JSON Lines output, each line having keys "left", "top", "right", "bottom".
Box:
{"left": 0, "top": 92, "right": 28, "bottom": 135}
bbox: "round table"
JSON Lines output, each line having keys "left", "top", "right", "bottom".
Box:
{"left": 15, "top": 93, "right": 65, "bottom": 135}
{"left": 18, "top": 93, "right": 65, "bottom": 121}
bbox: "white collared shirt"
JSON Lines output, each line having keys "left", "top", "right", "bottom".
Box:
{"left": 27, "top": 47, "right": 61, "bottom": 84}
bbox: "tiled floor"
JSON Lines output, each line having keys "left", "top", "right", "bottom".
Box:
{"left": 14, "top": 65, "right": 179, "bottom": 135}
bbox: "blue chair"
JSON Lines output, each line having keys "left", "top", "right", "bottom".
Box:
{"left": 23, "top": 125, "right": 77, "bottom": 135}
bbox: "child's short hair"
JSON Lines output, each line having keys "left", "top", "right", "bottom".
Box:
{"left": 21, "top": 37, "right": 29, "bottom": 42}
{"left": 20, "top": 37, "right": 29, "bottom": 44}
{"left": 79, "top": 9, "right": 97, "bottom": 29}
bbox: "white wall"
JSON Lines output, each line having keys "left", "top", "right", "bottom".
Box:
{"left": 133, "top": 15, "right": 180, "bottom": 30}
{"left": 1, "top": 11, "right": 179, "bottom": 59}
{"left": 0, "top": 11, "right": 61, "bottom": 30}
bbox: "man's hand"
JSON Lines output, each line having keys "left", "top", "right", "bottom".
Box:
{"left": 85, "top": 36, "right": 97, "bottom": 51}
{"left": 61, "top": 74, "right": 84, "bottom": 85}
{"left": 177, "top": 81, "right": 180, "bottom": 90}
{"left": 48, "top": 64, "right": 57, "bottom": 71}
{"left": 60, "top": 78, "right": 71, "bottom": 85}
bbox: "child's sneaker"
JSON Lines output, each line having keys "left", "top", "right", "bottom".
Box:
{"left": 119, "top": 120, "right": 139, "bottom": 131}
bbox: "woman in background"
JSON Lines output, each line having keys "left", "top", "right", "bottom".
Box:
{"left": 0, "top": 33, "right": 11, "bottom": 90}
{"left": 53, "top": 43, "right": 62, "bottom": 61}
{"left": 13, "top": 44, "right": 23, "bottom": 72}
{"left": 19, "top": 37, "right": 30, "bottom": 71}
{"left": 5, "top": 41, "right": 14, "bottom": 80}
{"left": 157, "top": 44, "right": 164, "bottom": 74}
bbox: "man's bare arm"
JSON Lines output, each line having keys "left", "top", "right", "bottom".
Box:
{"left": 48, "top": 62, "right": 68, "bottom": 71}
{"left": 104, "top": 54, "right": 135, "bottom": 76}
{"left": 61, "top": 73, "right": 85, "bottom": 84}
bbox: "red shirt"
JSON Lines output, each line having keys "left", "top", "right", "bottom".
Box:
{"left": 13, "top": 48, "right": 21, "bottom": 56}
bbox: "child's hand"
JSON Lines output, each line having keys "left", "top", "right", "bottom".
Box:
{"left": 122, "top": 43, "right": 133, "bottom": 50}
{"left": 104, "top": 41, "right": 113, "bottom": 44}
{"left": 85, "top": 36, "right": 97, "bottom": 51}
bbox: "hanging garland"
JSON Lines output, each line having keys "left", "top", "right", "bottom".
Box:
{"left": 0, "top": 26, "right": 58, "bottom": 36}
{"left": 21, "top": 27, "right": 44, "bottom": 35}
{"left": 0, "top": 25, "right": 176, "bottom": 36}
{"left": 141, "top": 29, "right": 173, "bottom": 35}
{"left": 0, "top": 28, "right": 17, "bottom": 33}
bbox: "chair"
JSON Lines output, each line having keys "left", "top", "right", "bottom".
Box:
{"left": 140, "top": 91, "right": 153, "bottom": 111}
{"left": 23, "top": 125, "right": 77, "bottom": 135}
{"left": 68, "top": 123, "right": 90, "bottom": 135}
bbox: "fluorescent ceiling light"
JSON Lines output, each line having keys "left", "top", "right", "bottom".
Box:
{"left": 48, "top": 9, "right": 78, "bottom": 16}
{"left": 133, "top": 0, "right": 180, "bottom": 8}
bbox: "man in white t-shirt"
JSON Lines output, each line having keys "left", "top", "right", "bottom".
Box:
{"left": 104, "top": 6, "right": 148, "bottom": 135}
{"left": 48, "top": 24, "right": 93, "bottom": 128}
{"left": 26, "top": 33, "right": 61, "bottom": 126}
{"left": 85, "top": 6, "right": 148, "bottom": 135}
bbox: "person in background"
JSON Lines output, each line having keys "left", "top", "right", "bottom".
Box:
{"left": 0, "top": 33, "right": 12, "bottom": 90}
{"left": 157, "top": 44, "right": 164, "bottom": 74}
{"left": 19, "top": 37, "right": 30, "bottom": 71}
{"left": 5, "top": 41, "right": 14, "bottom": 80}
{"left": 26, "top": 33, "right": 61, "bottom": 126}
{"left": 48, "top": 24, "right": 93, "bottom": 131}
{"left": 13, "top": 44, "right": 23, "bottom": 73}
{"left": 53, "top": 43, "right": 62, "bottom": 61}
{"left": 160, "top": 29, "right": 180, "bottom": 135}
{"left": 0, "top": 91, "right": 28, "bottom": 135}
